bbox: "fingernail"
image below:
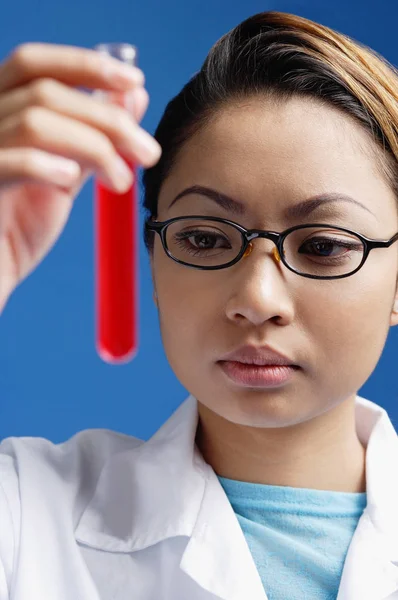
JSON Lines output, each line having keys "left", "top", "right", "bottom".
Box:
{"left": 134, "top": 128, "right": 162, "bottom": 163}
{"left": 103, "top": 58, "right": 145, "bottom": 87}
{"left": 112, "top": 156, "right": 133, "bottom": 191}
{"left": 39, "top": 155, "right": 81, "bottom": 184}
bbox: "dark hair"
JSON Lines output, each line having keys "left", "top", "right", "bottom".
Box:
{"left": 142, "top": 10, "right": 398, "bottom": 253}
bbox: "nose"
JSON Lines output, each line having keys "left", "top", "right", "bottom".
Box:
{"left": 224, "top": 240, "right": 294, "bottom": 327}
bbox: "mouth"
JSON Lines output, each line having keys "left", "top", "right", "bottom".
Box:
{"left": 218, "top": 360, "right": 300, "bottom": 388}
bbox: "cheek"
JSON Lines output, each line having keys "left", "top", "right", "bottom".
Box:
{"left": 156, "top": 275, "right": 219, "bottom": 392}
{"left": 154, "top": 254, "right": 217, "bottom": 347}
{"left": 303, "top": 275, "right": 392, "bottom": 381}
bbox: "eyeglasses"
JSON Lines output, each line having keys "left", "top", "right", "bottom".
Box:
{"left": 144, "top": 215, "right": 398, "bottom": 280}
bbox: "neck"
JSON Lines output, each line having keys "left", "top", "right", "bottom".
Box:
{"left": 195, "top": 395, "right": 367, "bottom": 493}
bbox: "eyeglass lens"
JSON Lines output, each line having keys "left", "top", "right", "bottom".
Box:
{"left": 165, "top": 218, "right": 365, "bottom": 276}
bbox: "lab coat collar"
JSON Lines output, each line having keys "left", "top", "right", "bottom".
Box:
{"left": 75, "top": 395, "right": 206, "bottom": 552}
{"left": 336, "top": 395, "right": 398, "bottom": 599}
{"left": 75, "top": 395, "right": 398, "bottom": 600}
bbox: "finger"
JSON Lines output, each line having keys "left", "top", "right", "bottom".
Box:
{"left": 0, "top": 79, "right": 153, "bottom": 150}
{"left": 0, "top": 82, "right": 161, "bottom": 171}
{"left": 0, "top": 43, "right": 144, "bottom": 94}
{"left": 78, "top": 86, "right": 149, "bottom": 124}
{"left": 0, "top": 147, "right": 81, "bottom": 189}
{"left": 124, "top": 86, "right": 150, "bottom": 123}
{"left": 0, "top": 107, "right": 139, "bottom": 192}
{"left": 91, "top": 86, "right": 151, "bottom": 130}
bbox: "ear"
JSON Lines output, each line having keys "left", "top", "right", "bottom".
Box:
{"left": 390, "top": 296, "right": 398, "bottom": 327}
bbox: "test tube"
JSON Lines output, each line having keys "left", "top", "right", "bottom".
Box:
{"left": 93, "top": 43, "right": 139, "bottom": 364}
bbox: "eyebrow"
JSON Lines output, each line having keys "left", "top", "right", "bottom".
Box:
{"left": 167, "top": 184, "right": 376, "bottom": 220}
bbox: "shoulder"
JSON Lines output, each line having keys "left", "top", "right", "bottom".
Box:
{"left": 1, "top": 426, "right": 143, "bottom": 472}
{"left": 0, "top": 427, "right": 144, "bottom": 500}
{"left": 0, "top": 428, "right": 144, "bottom": 595}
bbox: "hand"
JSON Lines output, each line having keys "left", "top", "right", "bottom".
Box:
{"left": 0, "top": 42, "right": 161, "bottom": 311}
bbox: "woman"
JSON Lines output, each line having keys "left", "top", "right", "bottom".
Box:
{"left": 1, "top": 9, "right": 398, "bottom": 600}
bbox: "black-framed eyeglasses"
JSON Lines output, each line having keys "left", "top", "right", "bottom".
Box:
{"left": 144, "top": 215, "right": 398, "bottom": 280}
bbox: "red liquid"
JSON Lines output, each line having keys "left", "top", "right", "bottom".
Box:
{"left": 94, "top": 166, "right": 138, "bottom": 363}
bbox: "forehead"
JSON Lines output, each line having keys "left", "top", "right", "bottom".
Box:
{"left": 158, "top": 96, "right": 396, "bottom": 225}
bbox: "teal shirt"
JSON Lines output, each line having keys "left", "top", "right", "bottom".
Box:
{"left": 217, "top": 476, "right": 367, "bottom": 600}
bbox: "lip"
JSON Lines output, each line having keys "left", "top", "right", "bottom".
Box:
{"left": 219, "top": 344, "right": 298, "bottom": 367}
{"left": 218, "top": 361, "right": 299, "bottom": 388}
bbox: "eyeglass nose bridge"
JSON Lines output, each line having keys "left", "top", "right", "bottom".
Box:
{"left": 244, "top": 230, "right": 283, "bottom": 262}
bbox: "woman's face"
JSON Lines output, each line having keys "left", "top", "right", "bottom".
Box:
{"left": 150, "top": 95, "right": 398, "bottom": 429}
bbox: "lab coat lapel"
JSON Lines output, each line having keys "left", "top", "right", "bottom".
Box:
{"left": 180, "top": 463, "right": 267, "bottom": 600}
{"left": 337, "top": 398, "right": 398, "bottom": 600}
{"left": 336, "top": 510, "right": 398, "bottom": 600}
{"left": 75, "top": 395, "right": 206, "bottom": 552}
{"left": 76, "top": 395, "right": 267, "bottom": 599}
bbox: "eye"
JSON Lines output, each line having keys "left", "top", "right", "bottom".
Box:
{"left": 298, "top": 236, "right": 362, "bottom": 260}
{"left": 173, "top": 228, "right": 232, "bottom": 255}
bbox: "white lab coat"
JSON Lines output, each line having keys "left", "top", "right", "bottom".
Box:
{"left": 0, "top": 393, "right": 398, "bottom": 600}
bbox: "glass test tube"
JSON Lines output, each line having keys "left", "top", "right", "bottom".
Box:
{"left": 93, "top": 43, "right": 139, "bottom": 364}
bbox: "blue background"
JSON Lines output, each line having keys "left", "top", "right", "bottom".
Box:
{"left": 1, "top": 0, "right": 398, "bottom": 442}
